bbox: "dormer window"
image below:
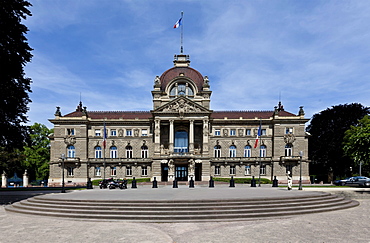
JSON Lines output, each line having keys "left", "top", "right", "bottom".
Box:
{"left": 169, "top": 82, "right": 194, "bottom": 99}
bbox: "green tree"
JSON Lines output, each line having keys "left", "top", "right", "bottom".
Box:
{"left": 343, "top": 115, "right": 370, "bottom": 176}
{"left": 307, "top": 103, "right": 369, "bottom": 182}
{"left": 23, "top": 123, "right": 53, "bottom": 181}
{"left": 0, "top": 0, "right": 33, "bottom": 151}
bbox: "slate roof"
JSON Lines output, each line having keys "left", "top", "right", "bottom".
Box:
{"left": 160, "top": 66, "right": 204, "bottom": 92}
{"left": 62, "top": 110, "right": 297, "bottom": 120}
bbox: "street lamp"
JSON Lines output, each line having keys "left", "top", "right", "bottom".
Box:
{"left": 299, "top": 151, "right": 303, "bottom": 190}
{"left": 61, "top": 153, "right": 66, "bottom": 193}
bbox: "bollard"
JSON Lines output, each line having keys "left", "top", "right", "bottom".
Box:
{"left": 131, "top": 177, "right": 137, "bottom": 188}
{"left": 209, "top": 176, "right": 214, "bottom": 188}
{"left": 86, "top": 178, "right": 93, "bottom": 189}
{"left": 173, "top": 177, "right": 178, "bottom": 188}
{"left": 152, "top": 177, "right": 158, "bottom": 188}
{"left": 251, "top": 176, "right": 256, "bottom": 187}
{"left": 189, "top": 176, "right": 194, "bottom": 188}
{"left": 229, "top": 176, "right": 235, "bottom": 187}
{"left": 272, "top": 176, "right": 278, "bottom": 187}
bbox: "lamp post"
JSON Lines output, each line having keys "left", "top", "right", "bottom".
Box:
{"left": 299, "top": 151, "right": 303, "bottom": 190}
{"left": 61, "top": 153, "right": 66, "bottom": 193}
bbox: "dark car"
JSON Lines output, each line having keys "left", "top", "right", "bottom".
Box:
{"left": 334, "top": 176, "right": 370, "bottom": 187}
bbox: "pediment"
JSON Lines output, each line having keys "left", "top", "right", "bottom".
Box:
{"left": 153, "top": 97, "right": 211, "bottom": 115}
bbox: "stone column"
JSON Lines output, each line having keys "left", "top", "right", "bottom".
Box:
{"left": 203, "top": 119, "right": 209, "bottom": 154}
{"left": 2, "top": 172, "right": 7, "bottom": 188}
{"left": 169, "top": 120, "right": 174, "bottom": 152}
{"left": 189, "top": 120, "right": 194, "bottom": 153}
{"left": 154, "top": 118, "right": 161, "bottom": 154}
{"left": 23, "top": 170, "right": 29, "bottom": 187}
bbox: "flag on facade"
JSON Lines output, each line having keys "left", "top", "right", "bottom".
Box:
{"left": 173, "top": 17, "right": 182, "bottom": 28}
{"left": 102, "top": 122, "right": 107, "bottom": 149}
{"left": 254, "top": 124, "right": 261, "bottom": 148}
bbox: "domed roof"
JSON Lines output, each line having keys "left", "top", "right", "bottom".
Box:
{"left": 159, "top": 66, "right": 204, "bottom": 92}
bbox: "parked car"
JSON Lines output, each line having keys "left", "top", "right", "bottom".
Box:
{"left": 334, "top": 176, "right": 370, "bottom": 187}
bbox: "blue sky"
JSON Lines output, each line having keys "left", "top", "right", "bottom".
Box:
{"left": 24, "top": 0, "right": 370, "bottom": 127}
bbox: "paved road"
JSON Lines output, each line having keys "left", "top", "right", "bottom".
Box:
{"left": 1, "top": 186, "right": 369, "bottom": 243}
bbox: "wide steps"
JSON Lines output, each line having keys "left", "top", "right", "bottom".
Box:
{"left": 5, "top": 192, "right": 359, "bottom": 222}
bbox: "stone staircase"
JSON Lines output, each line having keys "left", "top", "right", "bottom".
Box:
{"left": 5, "top": 193, "right": 359, "bottom": 222}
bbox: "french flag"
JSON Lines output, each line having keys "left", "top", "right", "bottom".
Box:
{"left": 254, "top": 125, "right": 261, "bottom": 148}
{"left": 102, "top": 122, "right": 107, "bottom": 149}
{"left": 174, "top": 17, "right": 182, "bottom": 28}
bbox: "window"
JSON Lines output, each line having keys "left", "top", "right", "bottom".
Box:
{"left": 110, "top": 129, "right": 117, "bottom": 136}
{"left": 169, "top": 83, "right": 194, "bottom": 98}
{"left": 229, "top": 145, "right": 237, "bottom": 157}
{"left": 126, "top": 145, "right": 133, "bottom": 158}
{"left": 230, "top": 129, "right": 236, "bottom": 136}
{"left": 110, "top": 146, "right": 117, "bottom": 158}
{"left": 246, "top": 129, "right": 251, "bottom": 136}
{"left": 141, "top": 145, "right": 148, "bottom": 158}
{"left": 111, "top": 167, "right": 117, "bottom": 176}
{"left": 66, "top": 128, "right": 75, "bottom": 135}
{"left": 260, "top": 145, "right": 267, "bottom": 157}
{"left": 67, "top": 167, "right": 74, "bottom": 176}
{"left": 285, "top": 127, "right": 293, "bottom": 134}
{"left": 141, "top": 129, "right": 148, "bottom": 136}
{"left": 95, "top": 167, "right": 101, "bottom": 176}
{"left": 244, "top": 145, "right": 251, "bottom": 157}
{"left": 95, "top": 146, "right": 102, "bottom": 158}
{"left": 214, "top": 145, "right": 221, "bottom": 158}
{"left": 95, "top": 129, "right": 101, "bottom": 136}
{"left": 230, "top": 165, "right": 236, "bottom": 175}
{"left": 285, "top": 144, "right": 293, "bottom": 157}
{"left": 261, "top": 129, "right": 267, "bottom": 136}
{"left": 67, "top": 145, "right": 75, "bottom": 158}
{"left": 142, "top": 166, "right": 148, "bottom": 176}
{"left": 260, "top": 164, "right": 266, "bottom": 175}
{"left": 245, "top": 165, "right": 251, "bottom": 175}
{"left": 126, "top": 166, "right": 132, "bottom": 176}
{"left": 215, "top": 129, "right": 221, "bottom": 136}
{"left": 215, "top": 166, "right": 220, "bottom": 175}
{"left": 126, "top": 129, "right": 132, "bottom": 136}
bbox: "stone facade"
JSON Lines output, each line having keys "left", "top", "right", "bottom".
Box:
{"left": 48, "top": 54, "right": 310, "bottom": 186}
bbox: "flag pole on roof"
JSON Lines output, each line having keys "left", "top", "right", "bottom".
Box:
{"left": 174, "top": 11, "right": 184, "bottom": 54}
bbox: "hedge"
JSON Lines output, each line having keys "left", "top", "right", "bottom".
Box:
{"left": 212, "top": 177, "right": 272, "bottom": 184}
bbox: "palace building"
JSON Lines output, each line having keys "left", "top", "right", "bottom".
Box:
{"left": 48, "top": 54, "right": 310, "bottom": 186}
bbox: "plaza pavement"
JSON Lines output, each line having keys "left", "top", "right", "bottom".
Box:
{"left": 0, "top": 185, "right": 369, "bottom": 243}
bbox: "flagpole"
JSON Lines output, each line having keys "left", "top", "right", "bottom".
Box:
{"left": 258, "top": 119, "right": 262, "bottom": 187}
{"left": 180, "top": 11, "right": 184, "bottom": 54}
{"left": 103, "top": 120, "right": 106, "bottom": 181}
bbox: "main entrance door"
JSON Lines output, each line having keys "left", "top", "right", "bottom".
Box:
{"left": 175, "top": 166, "right": 188, "bottom": 181}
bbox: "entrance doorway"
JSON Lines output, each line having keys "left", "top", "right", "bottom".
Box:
{"left": 195, "top": 163, "right": 202, "bottom": 181}
{"left": 161, "top": 164, "right": 168, "bottom": 182}
{"left": 175, "top": 166, "right": 188, "bottom": 181}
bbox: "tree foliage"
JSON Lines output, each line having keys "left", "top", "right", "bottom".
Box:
{"left": 307, "top": 103, "right": 369, "bottom": 180}
{"left": 343, "top": 115, "right": 370, "bottom": 175}
{"left": 22, "top": 123, "right": 53, "bottom": 181}
{"left": 0, "top": 0, "right": 32, "bottom": 150}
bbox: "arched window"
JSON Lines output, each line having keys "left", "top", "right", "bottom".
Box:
{"left": 260, "top": 145, "right": 267, "bottom": 157}
{"left": 229, "top": 145, "right": 237, "bottom": 157}
{"left": 244, "top": 145, "right": 251, "bottom": 157}
{"left": 67, "top": 145, "right": 75, "bottom": 158}
{"left": 110, "top": 146, "right": 117, "bottom": 158}
{"left": 169, "top": 83, "right": 194, "bottom": 99}
{"left": 174, "top": 130, "right": 188, "bottom": 153}
{"left": 126, "top": 145, "right": 133, "bottom": 158}
{"left": 95, "top": 146, "right": 102, "bottom": 158}
{"left": 285, "top": 144, "right": 293, "bottom": 156}
{"left": 141, "top": 145, "right": 148, "bottom": 158}
{"left": 214, "top": 145, "right": 221, "bottom": 158}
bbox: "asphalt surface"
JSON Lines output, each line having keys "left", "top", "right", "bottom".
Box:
{"left": 1, "top": 185, "right": 369, "bottom": 243}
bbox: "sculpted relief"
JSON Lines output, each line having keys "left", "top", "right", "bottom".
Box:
{"left": 162, "top": 99, "right": 202, "bottom": 115}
